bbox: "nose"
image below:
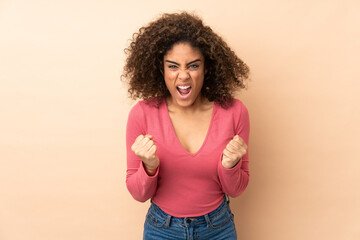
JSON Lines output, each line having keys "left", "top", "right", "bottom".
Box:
{"left": 178, "top": 68, "right": 190, "bottom": 80}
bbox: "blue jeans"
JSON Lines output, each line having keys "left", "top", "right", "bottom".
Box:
{"left": 143, "top": 196, "right": 237, "bottom": 240}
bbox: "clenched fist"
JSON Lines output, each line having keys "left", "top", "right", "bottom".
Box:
{"left": 131, "top": 134, "right": 159, "bottom": 175}
{"left": 222, "top": 135, "right": 247, "bottom": 169}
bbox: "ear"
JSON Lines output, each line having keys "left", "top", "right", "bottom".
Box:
{"left": 159, "top": 63, "right": 164, "bottom": 75}
{"left": 159, "top": 60, "right": 164, "bottom": 75}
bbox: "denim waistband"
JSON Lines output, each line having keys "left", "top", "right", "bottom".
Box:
{"left": 148, "top": 195, "right": 231, "bottom": 226}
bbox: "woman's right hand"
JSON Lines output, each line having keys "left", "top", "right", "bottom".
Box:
{"left": 131, "top": 134, "right": 159, "bottom": 176}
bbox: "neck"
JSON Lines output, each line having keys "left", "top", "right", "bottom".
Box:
{"left": 166, "top": 95, "right": 212, "bottom": 114}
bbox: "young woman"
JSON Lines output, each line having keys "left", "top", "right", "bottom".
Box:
{"left": 122, "top": 12, "right": 250, "bottom": 240}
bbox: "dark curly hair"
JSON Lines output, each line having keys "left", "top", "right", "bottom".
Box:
{"left": 122, "top": 11, "right": 249, "bottom": 108}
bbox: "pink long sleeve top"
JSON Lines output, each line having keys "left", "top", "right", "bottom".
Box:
{"left": 125, "top": 97, "right": 250, "bottom": 217}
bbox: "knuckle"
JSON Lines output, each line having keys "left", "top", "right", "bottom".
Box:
{"left": 145, "top": 152, "right": 153, "bottom": 159}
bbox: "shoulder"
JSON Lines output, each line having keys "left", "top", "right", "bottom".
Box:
{"left": 232, "top": 98, "right": 247, "bottom": 108}
{"left": 217, "top": 98, "right": 250, "bottom": 137}
{"left": 232, "top": 99, "right": 249, "bottom": 121}
{"left": 218, "top": 98, "right": 249, "bottom": 128}
{"left": 127, "top": 101, "right": 144, "bottom": 122}
{"left": 215, "top": 98, "right": 249, "bottom": 125}
{"left": 218, "top": 98, "right": 248, "bottom": 114}
{"left": 128, "top": 98, "right": 163, "bottom": 118}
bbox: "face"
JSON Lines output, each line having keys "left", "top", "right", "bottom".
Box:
{"left": 163, "top": 42, "right": 206, "bottom": 108}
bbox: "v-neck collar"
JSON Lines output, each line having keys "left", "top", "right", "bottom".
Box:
{"left": 161, "top": 98, "right": 217, "bottom": 157}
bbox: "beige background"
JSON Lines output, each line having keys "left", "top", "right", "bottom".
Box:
{"left": 0, "top": 0, "right": 359, "bottom": 239}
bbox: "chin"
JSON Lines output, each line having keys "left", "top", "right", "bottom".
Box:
{"left": 168, "top": 89, "right": 201, "bottom": 108}
{"left": 175, "top": 99, "right": 194, "bottom": 107}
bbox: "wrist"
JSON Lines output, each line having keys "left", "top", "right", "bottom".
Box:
{"left": 222, "top": 158, "right": 241, "bottom": 169}
{"left": 143, "top": 163, "right": 158, "bottom": 176}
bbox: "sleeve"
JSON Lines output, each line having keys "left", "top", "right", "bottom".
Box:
{"left": 125, "top": 102, "right": 159, "bottom": 202}
{"left": 217, "top": 102, "right": 250, "bottom": 198}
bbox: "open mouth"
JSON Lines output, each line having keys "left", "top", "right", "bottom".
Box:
{"left": 176, "top": 85, "right": 192, "bottom": 96}
{"left": 176, "top": 85, "right": 192, "bottom": 99}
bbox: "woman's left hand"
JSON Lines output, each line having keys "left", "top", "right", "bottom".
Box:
{"left": 221, "top": 135, "right": 247, "bottom": 169}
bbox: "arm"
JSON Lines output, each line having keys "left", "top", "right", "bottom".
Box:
{"left": 125, "top": 103, "right": 159, "bottom": 202}
{"left": 218, "top": 103, "right": 250, "bottom": 198}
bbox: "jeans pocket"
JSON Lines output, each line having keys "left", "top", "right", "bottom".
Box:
{"left": 145, "top": 210, "right": 167, "bottom": 228}
{"left": 207, "top": 207, "right": 234, "bottom": 229}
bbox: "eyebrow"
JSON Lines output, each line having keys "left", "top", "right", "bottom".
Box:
{"left": 165, "top": 59, "right": 201, "bottom": 66}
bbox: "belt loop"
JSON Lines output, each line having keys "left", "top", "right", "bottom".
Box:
{"left": 165, "top": 214, "right": 172, "bottom": 228}
{"left": 204, "top": 213, "right": 211, "bottom": 228}
{"left": 225, "top": 194, "right": 230, "bottom": 204}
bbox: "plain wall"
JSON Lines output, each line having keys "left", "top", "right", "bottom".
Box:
{"left": 0, "top": 0, "right": 359, "bottom": 239}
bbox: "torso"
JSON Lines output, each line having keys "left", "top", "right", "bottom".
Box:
{"left": 166, "top": 100, "right": 214, "bottom": 154}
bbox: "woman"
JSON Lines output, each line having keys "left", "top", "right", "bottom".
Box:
{"left": 122, "top": 12, "right": 250, "bottom": 240}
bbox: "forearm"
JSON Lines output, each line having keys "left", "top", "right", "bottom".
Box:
{"left": 218, "top": 155, "right": 249, "bottom": 198}
{"left": 126, "top": 162, "right": 159, "bottom": 202}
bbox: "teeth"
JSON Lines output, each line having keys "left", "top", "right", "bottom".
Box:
{"left": 177, "top": 85, "right": 191, "bottom": 90}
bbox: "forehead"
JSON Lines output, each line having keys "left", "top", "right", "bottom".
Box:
{"left": 164, "top": 42, "right": 203, "bottom": 61}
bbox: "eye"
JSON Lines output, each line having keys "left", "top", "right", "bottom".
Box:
{"left": 168, "top": 65, "right": 178, "bottom": 69}
{"left": 189, "top": 64, "right": 199, "bottom": 69}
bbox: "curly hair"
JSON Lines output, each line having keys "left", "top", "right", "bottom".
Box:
{"left": 122, "top": 12, "right": 249, "bottom": 108}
